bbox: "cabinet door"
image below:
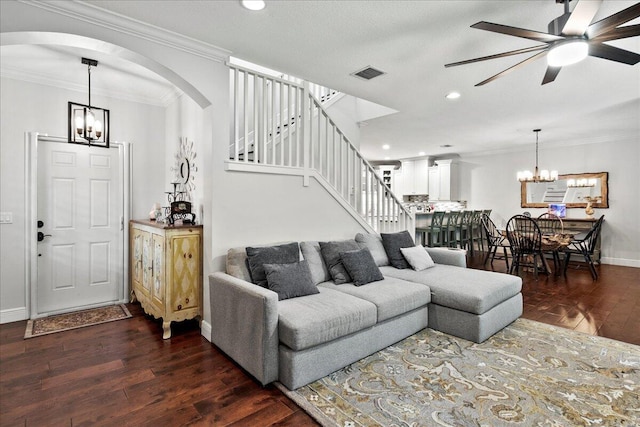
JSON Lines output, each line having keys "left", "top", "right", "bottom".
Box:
{"left": 400, "top": 161, "right": 415, "bottom": 194}
{"left": 131, "top": 228, "right": 144, "bottom": 291}
{"left": 414, "top": 159, "right": 429, "bottom": 194}
{"left": 140, "top": 231, "right": 152, "bottom": 298}
{"left": 169, "top": 234, "right": 201, "bottom": 313}
{"left": 428, "top": 167, "right": 440, "bottom": 201}
{"left": 151, "top": 233, "right": 165, "bottom": 308}
{"left": 439, "top": 163, "right": 452, "bottom": 201}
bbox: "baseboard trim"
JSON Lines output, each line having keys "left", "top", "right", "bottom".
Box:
{"left": 600, "top": 257, "right": 640, "bottom": 268}
{"left": 200, "top": 319, "right": 212, "bottom": 342}
{"left": 0, "top": 307, "right": 28, "bottom": 324}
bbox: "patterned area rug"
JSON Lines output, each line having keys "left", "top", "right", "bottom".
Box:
{"left": 279, "top": 319, "right": 640, "bottom": 427}
{"left": 24, "top": 304, "right": 131, "bottom": 339}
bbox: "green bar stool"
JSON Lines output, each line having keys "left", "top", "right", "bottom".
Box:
{"left": 419, "top": 211, "right": 445, "bottom": 247}
{"left": 443, "top": 211, "right": 460, "bottom": 248}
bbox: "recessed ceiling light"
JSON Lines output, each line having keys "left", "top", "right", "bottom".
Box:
{"left": 384, "top": 156, "right": 390, "bottom": 160}
{"left": 382, "top": 144, "right": 390, "bottom": 150}
{"left": 445, "top": 92, "right": 461, "bottom": 100}
{"left": 241, "top": 0, "right": 266, "bottom": 11}
{"left": 440, "top": 144, "right": 453, "bottom": 148}
{"left": 419, "top": 151, "right": 426, "bottom": 156}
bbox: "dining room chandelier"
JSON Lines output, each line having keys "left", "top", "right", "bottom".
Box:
{"left": 517, "top": 129, "right": 557, "bottom": 183}
{"left": 68, "top": 57, "right": 110, "bottom": 148}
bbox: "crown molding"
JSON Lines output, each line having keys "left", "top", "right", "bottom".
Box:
{"left": 19, "top": 0, "right": 231, "bottom": 63}
{"left": 1, "top": 65, "right": 183, "bottom": 108}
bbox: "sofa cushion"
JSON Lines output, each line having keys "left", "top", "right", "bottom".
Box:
{"left": 278, "top": 287, "right": 377, "bottom": 351}
{"left": 300, "top": 241, "right": 331, "bottom": 285}
{"left": 401, "top": 246, "right": 435, "bottom": 271}
{"left": 319, "top": 240, "right": 361, "bottom": 284}
{"left": 319, "top": 277, "right": 431, "bottom": 322}
{"left": 246, "top": 242, "right": 300, "bottom": 287}
{"left": 264, "top": 261, "right": 319, "bottom": 301}
{"left": 380, "top": 231, "right": 415, "bottom": 269}
{"left": 226, "top": 247, "right": 253, "bottom": 282}
{"left": 380, "top": 265, "right": 522, "bottom": 315}
{"left": 340, "top": 248, "right": 384, "bottom": 286}
{"left": 355, "top": 233, "right": 389, "bottom": 266}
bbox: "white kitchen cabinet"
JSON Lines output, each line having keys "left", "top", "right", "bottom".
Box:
{"left": 400, "top": 159, "right": 429, "bottom": 195}
{"left": 428, "top": 166, "right": 440, "bottom": 200}
{"left": 429, "top": 160, "right": 459, "bottom": 201}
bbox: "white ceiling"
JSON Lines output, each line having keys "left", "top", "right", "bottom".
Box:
{"left": 2, "top": 0, "right": 638, "bottom": 161}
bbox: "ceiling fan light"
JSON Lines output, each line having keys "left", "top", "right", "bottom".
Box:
{"left": 547, "top": 40, "right": 588, "bottom": 67}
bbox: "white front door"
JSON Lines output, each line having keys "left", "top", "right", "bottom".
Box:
{"left": 36, "top": 140, "right": 123, "bottom": 315}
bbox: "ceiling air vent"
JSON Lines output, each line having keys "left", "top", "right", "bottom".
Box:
{"left": 351, "top": 66, "right": 386, "bottom": 81}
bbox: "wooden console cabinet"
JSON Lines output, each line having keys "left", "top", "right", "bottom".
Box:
{"left": 130, "top": 220, "right": 203, "bottom": 339}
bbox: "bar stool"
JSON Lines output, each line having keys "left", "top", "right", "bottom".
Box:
{"left": 443, "top": 211, "right": 460, "bottom": 248}
{"left": 416, "top": 211, "right": 445, "bottom": 247}
{"left": 457, "top": 210, "right": 474, "bottom": 254}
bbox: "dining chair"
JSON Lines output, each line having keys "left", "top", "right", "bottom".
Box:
{"left": 506, "top": 214, "right": 547, "bottom": 278}
{"left": 536, "top": 212, "right": 565, "bottom": 273}
{"left": 563, "top": 215, "right": 605, "bottom": 280}
{"left": 481, "top": 213, "right": 510, "bottom": 271}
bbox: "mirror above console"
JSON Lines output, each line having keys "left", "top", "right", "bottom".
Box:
{"left": 521, "top": 172, "right": 609, "bottom": 209}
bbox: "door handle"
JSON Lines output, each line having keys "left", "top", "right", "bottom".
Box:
{"left": 37, "top": 232, "right": 52, "bottom": 242}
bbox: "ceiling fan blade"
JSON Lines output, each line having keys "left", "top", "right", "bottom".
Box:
{"left": 542, "top": 66, "right": 562, "bottom": 85}
{"left": 475, "top": 50, "right": 548, "bottom": 86}
{"left": 445, "top": 45, "right": 547, "bottom": 68}
{"left": 591, "top": 24, "right": 640, "bottom": 43}
{"left": 561, "top": 0, "right": 603, "bottom": 36}
{"left": 588, "top": 43, "right": 640, "bottom": 65}
{"left": 587, "top": 2, "right": 640, "bottom": 39}
{"left": 472, "top": 21, "right": 564, "bottom": 43}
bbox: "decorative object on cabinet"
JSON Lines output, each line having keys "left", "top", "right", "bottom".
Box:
{"left": 130, "top": 220, "right": 203, "bottom": 339}
{"left": 521, "top": 172, "right": 608, "bottom": 209}
{"left": 170, "top": 137, "right": 198, "bottom": 200}
{"left": 516, "top": 129, "right": 558, "bottom": 183}
{"left": 68, "top": 58, "right": 109, "bottom": 148}
{"left": 582, "top": 196, "right": 601, "bottom": 218}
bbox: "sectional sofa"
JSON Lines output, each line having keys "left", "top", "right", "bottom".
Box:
{"left": 209, "top": 232, "right": 522, "bottom": 390}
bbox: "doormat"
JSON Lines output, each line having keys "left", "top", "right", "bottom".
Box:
{"left": 24, "top": 304, "right": 132, "bottom": 339}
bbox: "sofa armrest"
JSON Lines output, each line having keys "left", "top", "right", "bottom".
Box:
{"left": 209, "top": 272, "right": 279, "bottom": 385}
{"left": 425, "top": 247, "right": 467, "bottom": 268}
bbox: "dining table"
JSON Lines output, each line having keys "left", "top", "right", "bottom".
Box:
{"left": 501, "top": 230, "right": 577, "bottom": 275}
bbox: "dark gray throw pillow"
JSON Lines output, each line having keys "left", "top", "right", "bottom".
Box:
{"left": 319, "top": 240, "right": 361, "bottom": 284}
{"left": 264, "top": 261, "right": 319, "bottom": 301}
{"left": 381, "top": 231, "right": 415, "bottom": 269}
{"left": 246, "top": 242, "right": 300, "bottom": 287}
{"left": 340, "top": 248, "right": 384, "bottom": 286}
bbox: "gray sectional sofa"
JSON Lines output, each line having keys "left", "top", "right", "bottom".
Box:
{"left": 209, "top": 232, "right": 522, "bottom": 390}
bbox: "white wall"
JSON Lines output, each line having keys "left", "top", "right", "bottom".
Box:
{"left": 0, "top": 76, "right": 166, "bottom": 321}
{"left": 459, "top": 138, "right": 640, "bottom": 266}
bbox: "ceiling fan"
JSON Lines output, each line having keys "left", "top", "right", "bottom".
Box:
{"left": 445, "top": 0, "right": 640, "bottom": 86}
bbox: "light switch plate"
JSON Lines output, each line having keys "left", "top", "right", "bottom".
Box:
{"left": 0, "top": 212, "right": 13, "bottom": 224}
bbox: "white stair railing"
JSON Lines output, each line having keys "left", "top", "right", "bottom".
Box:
{"left": 228, "top": 63, "right": 413, "bottom": 233}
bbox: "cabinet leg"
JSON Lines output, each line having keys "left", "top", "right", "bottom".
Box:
{"left": 162, "top": 320, "right": 172, "bottom": 339}
{"left": 130, "top": 290, "right": 137, "bottom": 303}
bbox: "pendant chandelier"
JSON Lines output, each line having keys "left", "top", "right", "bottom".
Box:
{"left": 516, "top": 129, "right": 557, "bottom": 183}
{"left": 68, "top": 57, "right": 110, "bottom": 148}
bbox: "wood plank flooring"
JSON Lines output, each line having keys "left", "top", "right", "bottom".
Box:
{"left": 1, "top": 256, "right": 638, "bottom": 426}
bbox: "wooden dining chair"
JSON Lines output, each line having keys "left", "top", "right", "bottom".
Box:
{"left": 563, "top": 215, "right": 605, "bottom": 280}
{"left": 536, "top": 212, "right": 564, "bottom": 273}
{"left": 506, "top": 214, "right": 547, "bottom": 278}
{"left": 481, "top": 213, "right": 510, "bottom": 270}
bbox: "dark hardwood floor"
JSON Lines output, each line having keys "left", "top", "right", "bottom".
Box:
{"left": 1, "top": 255, "right": 638, "bottom": 426}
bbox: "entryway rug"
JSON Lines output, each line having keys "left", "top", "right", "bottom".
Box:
{"left": 278, "top": 319, "right": 640, "bottom": 427}
{"left": 24, "top": 304, "right": 132, "bottom": 339}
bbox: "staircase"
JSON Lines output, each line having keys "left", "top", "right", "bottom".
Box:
{"left": 227, "top": 63, "right": 413, "bottom": 234}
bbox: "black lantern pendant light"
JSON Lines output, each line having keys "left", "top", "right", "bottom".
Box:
{"left": 68, "top": 57, "right": 110, "bottom": 148}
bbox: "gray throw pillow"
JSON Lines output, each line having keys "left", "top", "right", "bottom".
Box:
{"left": 319, "top": 240, "right": 361, "bottom": 284}
{"left": 340, "top": 248, "right": 384, "bottom": 286}
{"left": 355, "top": 233, "right": 390, "bottom": 266}
{"left": 263, "top": 261, "right": 319, "bottom": 301}
{"left": 246, "top": 242, "right": 300, "bottom": 287}
{"left": 300, "top": 241, "right": 331, "bottom": 285}
{"left": 381, "top": 231, "right": 415, "bottom": 269}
